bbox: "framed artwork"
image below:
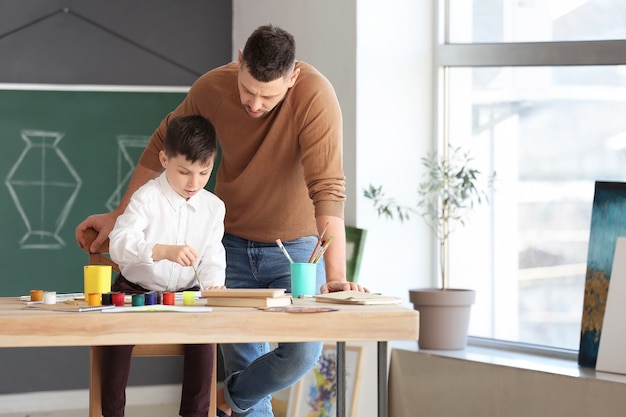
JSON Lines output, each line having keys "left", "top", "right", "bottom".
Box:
{"left": 578, "top": 181, "right": 626, "bottom": 367}
{"left": 287, "top": 343, "right": 363, "bottom": 417}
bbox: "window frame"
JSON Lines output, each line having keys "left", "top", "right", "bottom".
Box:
{"left": 434, "top": 0, "right": 626, "bottom": 352}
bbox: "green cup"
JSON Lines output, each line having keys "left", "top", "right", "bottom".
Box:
{"left": 290, "top": 262, "right": 317, "bottom": 298}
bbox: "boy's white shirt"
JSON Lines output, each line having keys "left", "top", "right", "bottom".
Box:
{"left": 109, "top": 172, "right": 226, "bottom": 291}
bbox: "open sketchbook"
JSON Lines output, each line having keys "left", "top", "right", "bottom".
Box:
{"left": 102, "top": 305, "right": 212, "bottom": 313}
{"left": 24, "top": 303, "right": 115, "bottom": 312}
{"left": 314, "top": 290, "right": 402, "bottom": 305}
{"left": 24, "top": 303, "right": 212, "bottom": 313}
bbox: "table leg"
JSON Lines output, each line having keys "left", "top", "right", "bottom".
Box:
{"left": 336, "top": 341, "right": 346, "bottom": 417}
{"left": 377, "top": 341, "right": 388, "bottom": 417}
{"left": 89, "top": 346, "right": 102, "bottom": 417}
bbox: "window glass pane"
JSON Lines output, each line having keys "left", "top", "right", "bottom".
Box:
{"left": 449, "top": 0, "right": 626, "bottom": 43}
{"left": 447, "top": 66, "right": 626, "bottom": 349}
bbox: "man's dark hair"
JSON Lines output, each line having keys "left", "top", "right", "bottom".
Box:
{"left": 164, "top": 115, "right": 216, "bottom": 165}
{"left": 241, "top": 24, "right": 296, "bottom": 82}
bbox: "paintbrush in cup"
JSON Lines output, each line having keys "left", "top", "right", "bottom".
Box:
{"left": 308, "top": 221, "right": 329, "bottom": 263}
{"left": 276, "top": 239, "right": 294, "bottom": 263}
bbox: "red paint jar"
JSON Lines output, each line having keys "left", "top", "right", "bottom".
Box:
{"left": 112, "top": 292, "right": 125, "bottom": 307}
{"left": 163, "top": 292, "right": 175, "bottom": 305}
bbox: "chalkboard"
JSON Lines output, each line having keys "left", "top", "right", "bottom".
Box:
{"left": 0, "top": 86, "right": 194, "bottom": 296}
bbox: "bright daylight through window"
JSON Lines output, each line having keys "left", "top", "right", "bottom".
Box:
{"left": 440, "top": 0, "right": 626, "bottom": 350}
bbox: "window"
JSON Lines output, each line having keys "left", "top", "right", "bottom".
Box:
{"left": 449, "top": 0, "right": 626, "bottom": 43}
{"left": 438, "top": 0, "right": 626, "bottom": 350}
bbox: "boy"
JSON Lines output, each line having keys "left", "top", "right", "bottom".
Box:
{"left": 104, "top": 114, "right": 226, "bottom": 417}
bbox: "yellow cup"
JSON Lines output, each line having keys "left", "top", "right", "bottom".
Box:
{"left": 84, "top": 265, "right": 112, "bottom": 296}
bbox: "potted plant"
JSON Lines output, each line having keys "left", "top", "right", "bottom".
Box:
{"left": 364, "top": 144, "right": 495, "bottom": 350}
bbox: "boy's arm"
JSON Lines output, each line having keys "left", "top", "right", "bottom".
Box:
{"left": 152, "top": 244, "right": 198, "bottom": 266}
{"left": 108, "top": 197, "right": 153, "bottom": 267}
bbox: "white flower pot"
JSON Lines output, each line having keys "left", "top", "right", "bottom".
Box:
{"left": 409, "top": 288, "right": 476, "bottom": 350}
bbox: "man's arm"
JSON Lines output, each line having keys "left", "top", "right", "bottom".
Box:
{"left": 75, "top": 164, "right": 161, "bottom": 253}
{"left": 317, "top": 215, "right": 369, "bottom": 293}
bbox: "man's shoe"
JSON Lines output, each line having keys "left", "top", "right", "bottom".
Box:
{"left": 216, "top": 408, "right": 230, "bottom": 417}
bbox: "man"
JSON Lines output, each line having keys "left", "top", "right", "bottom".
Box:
{"left": 76, "top": 24, "right": 367, "bottom": 417}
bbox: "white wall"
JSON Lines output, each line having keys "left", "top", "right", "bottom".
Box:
{"left": 233, "top": 1, "right": 433, "bottom": 416}
{"left": 355, "top": 1, "right": 434, "bottom": 301}
{"left": 389, "top": 348, "right": 626, "bottom": 417}
{"left": 233, "top": 0, "right": 435, "bottom": 303}
{"left": 232, "top": 0, "right": 357, "bottom": 225}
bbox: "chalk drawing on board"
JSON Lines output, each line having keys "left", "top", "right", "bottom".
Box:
{"left": 4, "top": 130, "right": 82, "bottom": 249}
{"left": 105, "top": 135, "right": 149, "bottom": 211}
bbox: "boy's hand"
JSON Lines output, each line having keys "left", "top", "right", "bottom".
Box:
{"left": 153, "top": 244, "right": 198, "bottom": 266}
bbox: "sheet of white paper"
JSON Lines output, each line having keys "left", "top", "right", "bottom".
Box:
{"left": 101, "top": 305, "right": 212, "bottom": 313}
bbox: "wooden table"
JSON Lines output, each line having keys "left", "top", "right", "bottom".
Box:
{"left": 0, "top": 297, "right": 419, "bottom": 417}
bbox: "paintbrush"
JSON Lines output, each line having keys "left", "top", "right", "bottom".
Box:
{"left": 308, "top": 221, "right": 330, "bottom": 263}
{"left": 192, "top": 264, "right": 204, "bottom": 291}
{"left": 313, "top": 236, "right": 334, "bottom": 263}
{"left": 275, "top": 239, "right": 294, "bottom": 263}
{"left": 185, "top": 241, "right": 204, "bottom": 291}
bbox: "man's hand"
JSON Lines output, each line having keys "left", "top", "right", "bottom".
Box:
{"left": 76, "top": 165, "right": 161, "bottom": 253}
{"left": 320, "top": 280, "right": 370, "bottom": 294}
{"left": 75, "top": 212, "right": 118, "bottom": 253}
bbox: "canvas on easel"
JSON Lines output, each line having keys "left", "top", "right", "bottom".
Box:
{"left": 596, "top": 237, "right": 626, "bottom": 374}
{"left": 578, "top": 181, "right": 626, "bottom": 367}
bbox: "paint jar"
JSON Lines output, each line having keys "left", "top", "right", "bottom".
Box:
{"left": 112, "top": 292, "right": 125, "bottom": 307}
{"left": 163, "top": 292, "right": 175, "bottom": 305}
{"left": 101, "top": 292, "right": 113, "bottom": 306}
{"left": 144, "top": 291, "right": 157, "bottom": 305}
{"left": 132, "top": 294, "right": 145, "bottom": 307}
{"left": 87, "top": 293, "right": 101, "bottom": 306}
{"left": 183, "top": 291, "right": 195, "bottom": 306}
{"left": 30, "top": 289, "right": 44, "bottom": 302}
{"left": 43, "top": 291, "right": 56, "bottom": 305}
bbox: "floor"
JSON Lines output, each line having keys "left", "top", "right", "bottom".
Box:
{"left": 0, "top": 399, "right": 288, "bottom": 417}
{"left": 0, "top": 403, "right": 180, "bottom": 417}
{"left": 0, "top": 382, "right": 289, "bottom": 417}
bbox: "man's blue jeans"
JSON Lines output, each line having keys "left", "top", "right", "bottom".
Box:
{"left": 220, "top": 233, "right": 325, "bottom": 416}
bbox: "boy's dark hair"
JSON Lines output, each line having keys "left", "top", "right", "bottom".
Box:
{"left": 164, "top": 115, "right": 216, "bottom": 165}
{"left": 241, "top": 24, "right": 296, "bottom": 82}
